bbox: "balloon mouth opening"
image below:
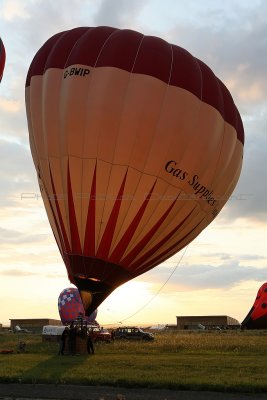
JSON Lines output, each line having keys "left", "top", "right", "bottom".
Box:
{"left": 73, "top": 275, "right": 114, "bottom": 317}
{"left": 76, "top": 274, "right": 101, "bottom": 282}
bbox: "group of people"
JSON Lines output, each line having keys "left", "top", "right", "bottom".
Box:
{"left": 58, "top": 321, "right": 94, "bottom": 356}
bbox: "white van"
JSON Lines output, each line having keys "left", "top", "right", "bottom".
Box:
{"left": 42, "top": 325, "right": 65, "bottom": 342}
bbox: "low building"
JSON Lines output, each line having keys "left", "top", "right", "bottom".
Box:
{"left": 176, "top": 315, "right": 240, "bottom": 330}
{"left": 9, "top": 318, "right": 62, "bottom": 333}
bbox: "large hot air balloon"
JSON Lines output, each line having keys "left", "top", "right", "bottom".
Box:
{"left": 58, "top": 287, "right": 97, "bottom": 325}
{"left": 241, "top": 283, "right": 267, "bottom": 329}
{"left": 0, "top": 37, "right": 6, "bottom": 82}
{"left": 25, "top": 27, "right": 244, "bottom": 315}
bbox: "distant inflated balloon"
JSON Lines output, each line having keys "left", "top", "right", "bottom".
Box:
{"left": 241, "top": 283, "right": 267, "bottom": 329}
{"left": 0, "top": 38, "right": 5, "bottom": 82}
{"left": 58, "top": 287, "right": 97, "bottom": 324}
{"left": 26, "top": 27, "right": 244, "bottom": 316}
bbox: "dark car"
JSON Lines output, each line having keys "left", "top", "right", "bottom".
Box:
{"left": 114, "top": 326, "right": 154, "bottom": 341}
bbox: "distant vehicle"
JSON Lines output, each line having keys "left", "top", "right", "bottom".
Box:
{"left": 42, "top": 325, "right": 65, "bottom": 336}
{"left": 149, "top": 324, "right": 166, "bottom": 330}
{"left": 14, "top": 325, "right": 31, "bottom": 333}
{"left": 114, "top": 327, "right": 154, "bottom": 341}
{"left": 42, "top": 325, "right": 66, "bottom": 342}
{"left": 89, "top": 326, "right": 112, "bottom": 343}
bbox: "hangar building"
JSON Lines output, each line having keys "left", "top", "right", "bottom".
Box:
{"left": 176, "top": 315, "right": 240, "bottom": 330}
{"left": 9, "top": 318, "right": 62, "bottom": 333}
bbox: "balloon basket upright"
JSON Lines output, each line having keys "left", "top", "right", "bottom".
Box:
{"left": 75, "top": 336, "right": 87, "bottom": 355}
{"left": 66, "top": 317, "right": 90, "bottom": 355}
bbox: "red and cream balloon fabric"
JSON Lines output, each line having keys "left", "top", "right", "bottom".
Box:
{"left": 0, "top": 37, "right": 6, "bottom": 82}
{"left": 58, "top": 287, "right": 97, "bottom": 325}
{"left": 241, "top": 283, "right": 267, "bottom": 329}
{"left": 25, "top": 27, "right": 244, "bottom": 315}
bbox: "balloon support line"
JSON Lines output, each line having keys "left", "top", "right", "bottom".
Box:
{"left": 117, "top": 244, "right": 190, "bottom": 325}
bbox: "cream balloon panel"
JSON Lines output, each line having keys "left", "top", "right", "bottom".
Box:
{"left": 47, "top": 156, "right": 71, "bottom": 245}
{"left": 62, "top": 67, "right": 130, "bottom": 160}
{"left": 26, "top": 80, "right": 71, "bottom": 257}
{"left": 142, "top": 87, "right": 201, "bottom": 177}
{"left": 26, "top": 80, "right": 45, "bottom": 164}
{"left": 25, "top": 86, "right": 65, "bottom": 254}
{"left": 26, "top": 75, "right": 69, "bottom": 246}
{"left": 213, "top": 144, "right": 243, "bottom": 213}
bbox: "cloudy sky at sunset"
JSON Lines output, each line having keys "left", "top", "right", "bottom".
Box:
{"left": 0, "top": 0, "right": 266, "bottom": 327}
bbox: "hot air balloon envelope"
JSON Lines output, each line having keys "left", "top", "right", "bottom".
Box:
{"left": 26, "top": 26, "right": 244, "bottom": 315}
{"left": 241, "top": 283, "right": 267, "bottom": 329}
{"left": 0, "top": 37, "right": 6, "bottom": 82}
{"left": 58, "top": 287, "right": 97, "bottom": 324}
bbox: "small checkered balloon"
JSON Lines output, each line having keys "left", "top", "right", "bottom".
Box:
{"left": 58, "top": 287, "right": 97, "bottom": 324}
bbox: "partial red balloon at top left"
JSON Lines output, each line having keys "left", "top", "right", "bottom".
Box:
{"left": 0, "top": 38, "right": 6, "bottom": 82}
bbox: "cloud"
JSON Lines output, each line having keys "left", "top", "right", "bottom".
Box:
{"left": 93, "top": 0, "right": 146, "bottom": 28}
{"left": 167, "top": 1, "right": 267, "bottom": 112}
{"left": 0, "top": 267, "right": 66, "bottom": 279}
{"left": 0, "top": 99, "right": 21, "bottom": 113}
{"left": 0, "top": 138, "right": 38, "bottom": 205}
{"left": 0, "top": 268, "right": 38, "bottom": 277}
{"left": 2, "top": 0, "right": 31, "bottom": 21}
{"left": 143, "top": 260, "right": 267, "bottom": 291}
{"left": 0, "top": 226, "right": 48, "bottom": 244}
{"left": 222, "top": 126, "right": 267, "bottom": 221}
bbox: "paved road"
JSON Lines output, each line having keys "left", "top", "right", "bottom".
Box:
{"left": 0, "top": 384, "right": 267, "bottom": 400}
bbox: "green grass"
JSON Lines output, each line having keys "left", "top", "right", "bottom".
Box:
{"left": 0, "top": 330, "right": 267, "bottom": 393}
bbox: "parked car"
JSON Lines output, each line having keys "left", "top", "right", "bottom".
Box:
{"left": 89, "top": 326, "right": 112, "bottom": 343}
{"left": 114, "top": 326, "right": 154, "bottom": 341}
{"left": 14, "top": 325, "right": 31, "bottom": 333}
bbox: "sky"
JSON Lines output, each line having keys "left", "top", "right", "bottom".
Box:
{"left": 0, "top": 0, "right": 266, "bottom": 328}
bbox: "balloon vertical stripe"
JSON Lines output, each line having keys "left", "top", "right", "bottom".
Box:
{"left": 118, "top": 197, "right": 178, "bottom": 266}
{"left": 138, "top": 218, "right": 205, "bottom": 273}
{"left": 96, "top": 170, "right": 128, "bottom": 258}
{"left": 128, "top": 208, "right": 197, "bottom": 270}
{"left": 83, "top": 163, "right": 97, "bottom": 256}
{"left": 49, "top": 165, "right": 71, "bottom": 253}
{"left": 67, "top": 163, "right": 82, "bottom": 253}
{"left": 110, "top": 180, "right": 157, "bottom": 263}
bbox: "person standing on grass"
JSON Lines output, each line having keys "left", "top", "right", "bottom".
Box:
{"left": 68, "top": 321, "right": 77, "bottom": 355}
{"left": 87, "top": 332, "right": 95, "bottom": 355}
{"left": 58, "top": 327, "right": 69, "bottom": 355}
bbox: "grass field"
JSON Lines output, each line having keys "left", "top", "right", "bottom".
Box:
{"left": 0, "top": 330, "right": 266, "bottom": 393}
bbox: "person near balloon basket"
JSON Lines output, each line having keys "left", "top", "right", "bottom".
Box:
{"left": 87, "top": 332, "right": 95, "bottom": 355}
{"left": 68, "top": 322, "right": 77, "bottom": 355}
{"left": 58, "top": 326, "right": 69, "bottom": 355}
